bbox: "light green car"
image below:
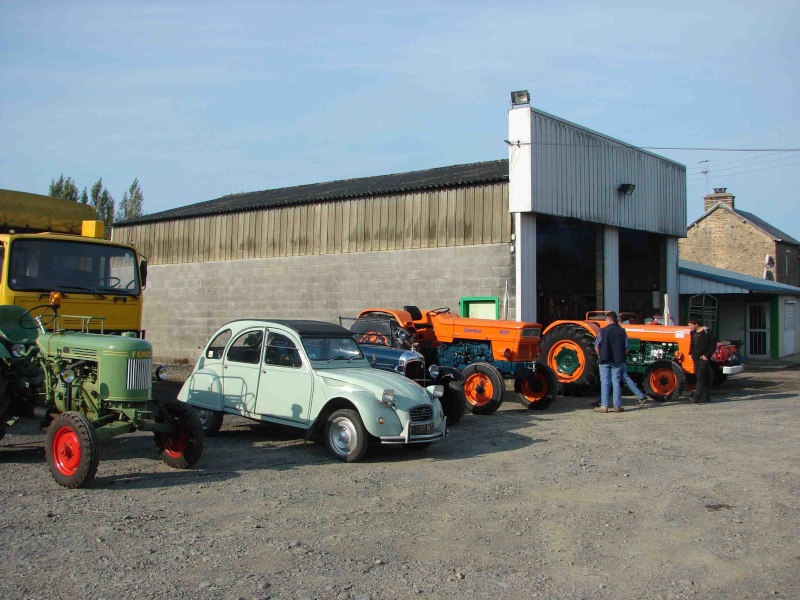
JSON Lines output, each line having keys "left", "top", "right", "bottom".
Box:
{"left": 178, "top": 319, "right": 447, "bottom": 462}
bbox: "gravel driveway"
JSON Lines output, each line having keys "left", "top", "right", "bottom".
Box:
{"left": 2, "top": 365, "right": 798, "bottom": 600}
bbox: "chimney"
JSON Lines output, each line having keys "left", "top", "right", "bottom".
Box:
{"left": 704, "top": 187, "right": 735, "bottom": 212}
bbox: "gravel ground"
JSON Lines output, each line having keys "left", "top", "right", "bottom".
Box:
{"left": 1, "top": 365, "right": 798, "bottom": 600}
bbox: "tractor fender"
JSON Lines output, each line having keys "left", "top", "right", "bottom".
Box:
{"left": 437, "top": 365, "right": 464, "bottom": 383}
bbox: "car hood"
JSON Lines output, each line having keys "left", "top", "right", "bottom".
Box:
{"left": 319, "top": 367, "right": 431, "bottom": 404}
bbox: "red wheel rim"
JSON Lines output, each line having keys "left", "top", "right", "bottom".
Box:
{"left": 547, "top": 340, "right": 585, "bottom": 383}
{"left": 520, "top": 374, "right": 548, "bottom": 402}
{"left": 159, "top": 421, "right": 187, "bottom": 458}
{"left": 464, "top": 373, "right": 494, "bottom": 407}
{"left": 649, "top": 367, "right": 677, "bottom": 395}
{"left": 52, "top": 426, "right": 81, "bottom": 476}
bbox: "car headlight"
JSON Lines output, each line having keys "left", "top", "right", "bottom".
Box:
{"left": 394, "top": 364, "right": 405, "bottom": 375}
{"left": 11, "top": 343, "right": 26, "bottom": 358}
{"left": 60, "top": 369, "right": 76, "bottom": 384}
{"left": 428, "top": 364, "right": 440, "bottom": 379}
{"left": 381, "top": 389, "right": 395, "bottom": 408}
{"left": 155, "top": 365, "right": 169, "bottom": 381}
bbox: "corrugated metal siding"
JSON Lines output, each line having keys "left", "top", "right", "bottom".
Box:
{"left": 679, "top": 274, "right": 749, "bottom": 295}
{"left": 116, "top": 183, "right": 510, "bottom": 265}
{"left": 530, "top": 110, "right": 686, "bottom": 237}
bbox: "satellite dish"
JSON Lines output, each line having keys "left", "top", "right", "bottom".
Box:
{"left": 763, "top": 268, "right": 774, "bottom": 281}
{"left": 765, "top": 254, "right": 775, "bottom": 267}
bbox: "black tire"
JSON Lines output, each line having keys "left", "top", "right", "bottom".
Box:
{"left": 324, "top": 409, "right": 368, "bottom": 462}
{"left": 405, "top": 442, "right": 433, "bottom": 451}
{"left": 193, "top": 406, "right": 224, "bottom": 436}
{"left": 710, "top": 363, "right": 727, "bottom": 386}
{"left": 45, "top": 412, "right": 99, "bottom": 489}
{"left": 539, "top": 324, "right": 600, "bottom": 388}
{"left": 439, "top": 379, "right": 466, "bottom": 426}
{"left": 462, "top": 363, "right": 504, "bottom": 415}
{"left": 643, "top": 360, "right": 685, "bottom": 402}
{"left": 155, "top": 401, "right": 205, "bottom": 469}
{"left": 514, "top": 362, "right": 557, "bottom": 411}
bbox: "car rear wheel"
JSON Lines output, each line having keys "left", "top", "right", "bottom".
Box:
{"left": 193, "top": 407, "right": 224, "bottom": 436}
{"left": 45, "top": 411, "right": 99, "bottom": 489}
{"left": 462, "top": 363, "right": 504, "bottom": 415}
{"left": 325, "top": 409, "right": 368, "bottom": 462}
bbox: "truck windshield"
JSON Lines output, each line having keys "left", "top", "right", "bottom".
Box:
{"left": 8, "top": 238, "right": 140, "bottom": 295}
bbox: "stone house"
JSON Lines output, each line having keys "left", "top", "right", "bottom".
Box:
{"left": 680, "top": 188, "right": 800, "bottom": 286}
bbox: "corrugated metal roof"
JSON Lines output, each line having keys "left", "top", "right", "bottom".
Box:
{"left": 118, "top": 160, "right": 509, "bottom": 226}
{"left": 688, "top": 204, "right": 800, "bottom": 245}
{"left": 679, "top": 259, "right": 800, "bottom": 295}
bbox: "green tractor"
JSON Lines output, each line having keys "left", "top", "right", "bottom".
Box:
{"left": 0, "top": 301, "right": 204, "bottom": 488}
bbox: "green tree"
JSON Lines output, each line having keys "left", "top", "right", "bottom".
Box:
{"left": 90, "top": 178, "right": 115, "bottom": 239}
{"left": 48, "top": 174, "right": 82, "bottom": 202}
{"left": 115, "top": 178, "right": 144, "bottom": 221}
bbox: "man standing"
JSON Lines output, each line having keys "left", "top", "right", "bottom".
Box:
{"left": 688, "top": 317, "right": 716, "bottom": 404}
{"left": 594, "top": 311, "right": 628, "bottom": 413}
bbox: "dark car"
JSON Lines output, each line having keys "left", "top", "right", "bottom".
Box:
{"left": 340, "top": 314, "right": 467, "bottom": 425}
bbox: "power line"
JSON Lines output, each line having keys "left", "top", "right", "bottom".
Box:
{"left": 642, "top": 147, "right": 800, "bottom": 152}
{"left": 510, "top": 141, "right": 800, "bottom": 152}
{"left": 691, "top": 150, "right": 795, "bottom": 170}
{"left": 687, "top": 159, "right": 800, "bottom": 182}
{"left": 689, "top": 154, "right": 800, "bottom": 176}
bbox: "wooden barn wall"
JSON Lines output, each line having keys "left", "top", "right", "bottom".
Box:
{"left": 114, "top": 183, "right": 510, "bottom": 266}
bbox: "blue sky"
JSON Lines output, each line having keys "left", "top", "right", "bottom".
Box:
{"left": 1, "top": 1, "right": 798, "bottom": 238}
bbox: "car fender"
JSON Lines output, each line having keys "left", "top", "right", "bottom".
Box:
{"left": 314, "top": 390, "right": 406, "bottom": 438}
{"left": 178, "top": 367, "right": 224, "bottom": 412}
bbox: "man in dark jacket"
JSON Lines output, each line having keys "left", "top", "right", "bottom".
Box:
{"left": 688, "top": 317, "right": 716, "bottom": 404}
{"left": 593, "top": 311, "right": 629, "bottom": 413}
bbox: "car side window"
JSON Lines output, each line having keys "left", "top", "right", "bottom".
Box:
{"left": 206, "top": 329, "right": 232, "bottom": 360}
{"left": 226, "top": 330, "right": 264, "bottom": 364}
{"left": 264, "top": 332, "right": 303, "bottom": 368}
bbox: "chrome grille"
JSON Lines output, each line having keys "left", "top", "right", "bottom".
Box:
{"left": 127, "top": 358, "right": 152, "bottom": 390}
{"left": 409, "top": 405, "right": 433, "bottom": 422}
{"left": 404, "top": 359, "right": 425, "bottom": 383}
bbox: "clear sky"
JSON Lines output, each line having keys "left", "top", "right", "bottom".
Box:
{"left": 1, "top": 1, "right": 798, "bottom": 238}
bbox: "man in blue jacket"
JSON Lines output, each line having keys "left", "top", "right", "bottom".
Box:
{"left": 594, "top": 311, "right": 629, "bottom": 413}
{"left": 688, "top": 317, "right": 716, "bottom": 404}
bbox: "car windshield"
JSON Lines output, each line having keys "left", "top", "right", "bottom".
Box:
{"left": 8, "top": 238, "right": 140, "bottom": 295}
{"left": 302, "top": 337, "right": 364, "bottom": 362}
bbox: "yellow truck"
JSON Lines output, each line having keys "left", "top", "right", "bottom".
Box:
{"left": 0, "top": 189, "right": 147, "bottom": 336}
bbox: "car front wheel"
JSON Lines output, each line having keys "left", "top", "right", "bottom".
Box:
{"left": 324, "top": 409, "right": 368, "bottom": 462}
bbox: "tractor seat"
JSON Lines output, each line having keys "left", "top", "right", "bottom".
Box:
{"left": 0, "top": 305, "right": 40, "bottom": 345}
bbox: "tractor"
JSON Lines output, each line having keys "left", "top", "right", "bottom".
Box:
{"left": 355, "top": 306, "right": 557, "bottom": 414}
{"left": 539, "top": 311, "right": 743, "bottom": 400}
{"left": 0, "top": 296, "right": 204, "bottom": 488}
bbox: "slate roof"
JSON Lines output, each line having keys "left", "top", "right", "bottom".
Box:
{"left": 689, "top": 203, "right": 800, "bottom": 245}
{"left": 118, "top": 160, "right": 509, "bottom": 226}
{"left": 679, "top": 259, "right": 800, "bottom": 294}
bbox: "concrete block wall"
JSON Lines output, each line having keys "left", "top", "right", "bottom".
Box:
{"left": 680, "top": 210, "right": 775, "bottom": 280}
{"left": 142, "top": 244, "right": 514, "bottom": 362}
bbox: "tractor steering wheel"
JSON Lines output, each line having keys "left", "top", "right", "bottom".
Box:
{"left": 428, "top": 307, "right": 451, "bottom": 315}
{"left": 19, "top": 305, "right": 57, "bottom": 330}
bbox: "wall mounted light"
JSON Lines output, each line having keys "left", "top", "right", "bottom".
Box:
{"left": 618, "top": 183, "right": 636, "bottom": 196}
{"left": 510, "top": 90, "right": 530, "bottom": 106}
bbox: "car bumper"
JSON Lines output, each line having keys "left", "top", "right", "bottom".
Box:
{"left": 722, "top": 364, "right": 744, "bottom": 375}
{"left": 379, "top": 417, "right": 447, "bottom": 445}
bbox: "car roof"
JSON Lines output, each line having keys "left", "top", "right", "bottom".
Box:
{"left": 223, "top": 319, "right": 354, "bottom": 338}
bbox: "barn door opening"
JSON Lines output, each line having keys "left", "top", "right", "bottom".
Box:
{"left": 746, "top": 303, "right": 770, "bottom": 358}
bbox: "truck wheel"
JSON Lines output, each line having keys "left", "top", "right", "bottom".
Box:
{"left": 462, "top": 363, "right": 504, "bottom": 415}
{"left": 515, "top": 362, "right": 557, "bottom": 411}
{"left": 643, "top": 360, "right": 685, "bottom": 402}
{"left": 325, "top": 409, "right": 368, "bottom": 462}
{"left": 440, "top": 380, "right": 466, "bottom": 426}
{"left": 45, "top": 412, "right": 99, "bottom": 489}
{"left": 155, "top": 401, "right": 205, "bottom": 469}
{"left": 193, "top": 407, "right": 224, "bottom": 436}
{"left": 539, "top": 324, "right": 599, "bottom": 388}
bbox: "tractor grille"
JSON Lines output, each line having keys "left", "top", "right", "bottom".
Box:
{"left": 409, "top": 405, "right": 433, "bottom": 423}
{"left": 69, "top": 347, "right": 98, "bottom": 359}
{"left": 127, "top": 358, "right": 152, "bottom": 390}
{"left": 404, "top": 359, "right": 425, "bottom": 383}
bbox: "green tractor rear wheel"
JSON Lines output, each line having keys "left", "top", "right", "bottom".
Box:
{"left": 45, "top": 412, "right": 99, "bottom": 489}
{"left": 539, "top": 324, "right": 599, "bottom": 388}
{"left": 155, "top": 401, "right": 205, "bottom": 469}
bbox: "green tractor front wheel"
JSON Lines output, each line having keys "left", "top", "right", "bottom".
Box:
{"left": 155, "top": 401, "right": 205, "bottom": 469}
{"left": 45, "top": 412, "right": 100, "bottom": 489}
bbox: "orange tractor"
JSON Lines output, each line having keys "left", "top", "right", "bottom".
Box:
{"left": 353, "top": 306, "right": 557, "bottom": 414}
{"left": 539, "top": 311, "right": 743, "bottom": 400}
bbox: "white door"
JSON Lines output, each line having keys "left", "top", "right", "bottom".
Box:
{"left": 784, "top": 301, "right": 796, "bottom": 356}
{"left": 222, "top": 328, "right": 266, "bottom": 414}
{"left": 746, "top": 304, "right": 770, "bottom": 358}
{"left": 255, "top": 331, "right": 313, "bottom": 424}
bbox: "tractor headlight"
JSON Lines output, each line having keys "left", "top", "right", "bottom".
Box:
{"left": 155, "top": 365, "right": 169, "bottom": 380}
{"left": 381, "top": 389, "right": 395, "bottom": 408}
{"left": 428, "top": 364, "right": 440, "bottom": 379}
{"left": 11, "top": 343, "right": 26, "bottom": 358}
{"left": 60, "top": 369, "right": 76, "bottom": 384}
